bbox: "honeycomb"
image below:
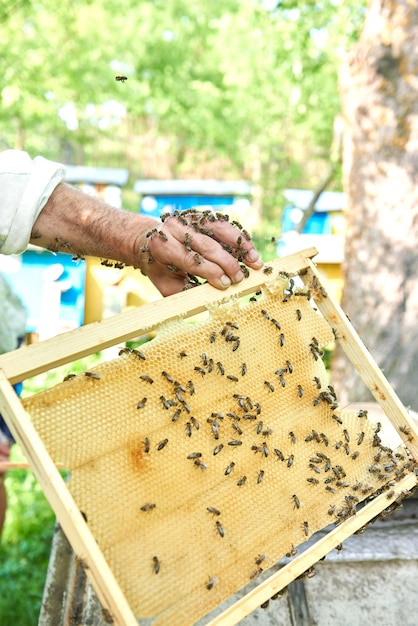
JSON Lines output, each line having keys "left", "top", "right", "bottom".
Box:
{"left": 22, "top": 273, "right": 411, "bottom": 625}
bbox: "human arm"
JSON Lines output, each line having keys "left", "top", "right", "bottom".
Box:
{"left": 30, "top": 182, "right": 263, "bottom": 295}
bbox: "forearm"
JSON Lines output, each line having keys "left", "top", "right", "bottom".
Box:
{"left": 30, "top": 183, "right": 157, "bottom": 269}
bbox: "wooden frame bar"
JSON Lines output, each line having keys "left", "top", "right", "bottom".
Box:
{"left": 1, "top": 246, "right": 417, "bottom": 625}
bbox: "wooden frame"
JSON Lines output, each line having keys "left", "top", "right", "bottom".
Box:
{"left": 0, "top": 247, "right": 417, "bottom": 626}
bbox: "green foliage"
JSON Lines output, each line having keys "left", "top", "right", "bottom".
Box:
{"left": 0, "top": 445, "right": 55, "bottom": 625}
{"left": 0, "top": 0, "right": 366, "bottom": 223}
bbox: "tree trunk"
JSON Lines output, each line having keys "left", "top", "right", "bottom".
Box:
{"left": 332, "top": 0, "right": 418, "bottom": 409}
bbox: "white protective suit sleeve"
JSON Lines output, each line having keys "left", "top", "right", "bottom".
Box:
{"left": 0, "top": 150, "right": 65, "bottom": 255}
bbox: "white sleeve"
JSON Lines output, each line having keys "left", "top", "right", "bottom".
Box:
{"left": 0, "top": 150, "right": 66, "bottom": 255}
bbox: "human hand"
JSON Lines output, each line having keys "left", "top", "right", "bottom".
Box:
{"left": 136, "top": 211, "right": 264, "bottom": 296}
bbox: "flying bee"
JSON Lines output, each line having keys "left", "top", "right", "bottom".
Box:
{"left": 215, "top": 521, "right": 224, "bottom": 538}
{"left": 153, "top": 556, "right": 160, "bottom": 574}
{"left": 115, "top": 75, "right": 128, "bottom": 82}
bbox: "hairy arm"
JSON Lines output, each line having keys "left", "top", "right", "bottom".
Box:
{"left": 31, "top": 183, "right": 263, "bottom": 296}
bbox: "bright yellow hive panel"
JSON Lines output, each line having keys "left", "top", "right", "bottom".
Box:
{"left": 23, "top": 275, "right": 410, "bottom": 625}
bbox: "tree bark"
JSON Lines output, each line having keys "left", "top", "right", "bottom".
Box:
{"left": 332, "top": 0, "right": 418, "bottom": 408}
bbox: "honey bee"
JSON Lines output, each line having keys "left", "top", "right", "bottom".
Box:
{"left": 296, "top": 309, "right": 302, "bottom": 321}
{"left": 232, "top": 423, "right": 243, "bottom": 436}
{"left": 289, "top": 431, "right": 296, "bottom": 444}
{"left": 115, "top": 75, "right": 128, "bottom": 82}
{"left": 237, "top": 476, "right": 247, "bottom": 486}
{"left": 264, "top": 381, "right": 274, "bottom": 392}
{"left": 143, "top": 438, "right": 150, "bottom": 453}
{"left": 292, "top": 494, "right": 301, "bottom": 509}
{"left": 228, "top": 440, "right": 243, "bottom": 446}
{"left": 224, "top": 462, "right": 235, "bottom": 475}
{"left": 227, "top": 375, "right": 239, "bottom": 383}
{"left": 213, "top": 444, "right": 224, "bottom": 455}
{"left": 140, "top": 375, "right": 154, "bottom": 384}
{"left": 274, "top": 448, "right": 284, "bottom": 461}
{"left": 158, "top": 230, "right": 168, "bottom": 241}
{"left": 263, "top": 266, "right": 273, "bottom": 275}
{"left": 257, "top": 470, "right": 265, "bottom": 484}
{"left": 185, "top": 422, "right": 192, "bottom": 437}
{"left": 216, "top": 362, "right": 225, "bottom": 376}
{"left": 194, "top": 460, "right": 207, "bottom": 471}
{"left": 187, "top": 452, "right": 202, "bottom": 459}
{"left": 215, "top": 521, "right": 225, "bottom": 537}
{"left": 303, "top": 521, "right": 310, "bottom": 536}
{"left": 140, "top": 503, "right": 156, "bottom": 512}
{"left": 190, "top": 416, "right": 199, "bottom": 430}
{"left": 63, "top": 373, "right": 76, "bottom": 381}
{"left": 297, "top": 385, "right": 304, "bottom": 398}
{"left": 136, "top": 398, "right": 147, "bottom": 409}
{"left": 157, "top": 438, "right": 168, "bottom": 450}
{"left": 206, "top": 576, "right": 218, "bottom": 590}
{"left": 85, "top": 371, "right": 100, "bottom": 380}
{"left": 153, "top": 556, "right": 160, "bottom": 574}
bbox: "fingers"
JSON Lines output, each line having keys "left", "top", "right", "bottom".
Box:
{"left": 142, "top": 213, "right": 263, "bottom": 295}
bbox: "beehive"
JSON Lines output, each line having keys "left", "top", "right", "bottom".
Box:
{"left": 21, "top": 269, "right": 416, "bottom": 626}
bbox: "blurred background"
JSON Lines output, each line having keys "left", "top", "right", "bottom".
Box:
{"left": 2, "top": 0, "right": 418, "bottom": 623}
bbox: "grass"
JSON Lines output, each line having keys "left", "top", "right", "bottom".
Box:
{"left": 0, "top": 353, "right": 103, "bottom": 626}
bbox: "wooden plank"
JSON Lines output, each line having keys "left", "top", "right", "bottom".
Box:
{"left": 301, "top": 260, "right": 418, "bottom": 459}
{"left": 0, "top": 247, "right": 318, "bottom": 384}
{"left": 205, "top": 471, "right": 417, "bottom": 626}
{"left": 0, "top": 370, "right": 138, "bottom": 626}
